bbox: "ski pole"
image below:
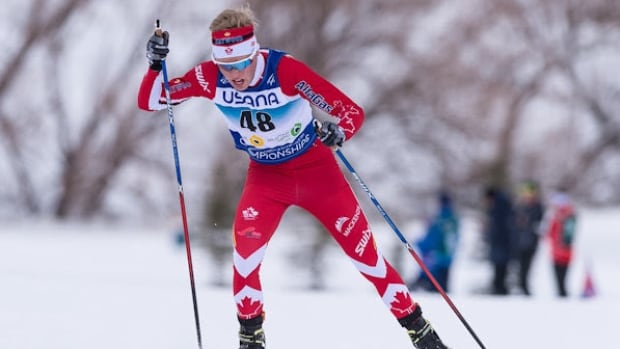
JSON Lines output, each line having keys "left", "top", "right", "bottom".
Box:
{"left": 156, "top": 19, "right": 204, "bottom": 349}
{"left": 335, "top": 149, "right": 486, "bottom": 349}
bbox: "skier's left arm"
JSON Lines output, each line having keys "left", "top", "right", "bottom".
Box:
{"left": 278, "top": 55, "right": 365, "bottom": 143}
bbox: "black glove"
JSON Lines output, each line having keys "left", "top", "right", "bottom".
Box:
{"left": 146, "top": 31, "right": 169, "bottom": 71}
{"left": 315, "top": 120, "right": 345, "bottom": 147}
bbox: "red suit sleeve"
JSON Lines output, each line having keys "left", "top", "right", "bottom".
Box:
{"left": 277, "top": 55, "right": 365, "bottom": 140}
{"left": 137, "top": 63, "right": 219, "bottom": 111}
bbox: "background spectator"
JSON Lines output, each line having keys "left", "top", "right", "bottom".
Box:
{"left": 513, "top": 180, "right": 545, "bottom": 296}
{"left": 409, "top": 191, "right": 460, "bottom": 293}
{"left": 543, "top": 188, "right": 577, "bottom": 297}
{"left": 483, "top": 186, "right": 515, "bottom": 295}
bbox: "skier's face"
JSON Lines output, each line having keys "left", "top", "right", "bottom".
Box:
{"left": 216, "top": 52, "right": 258, "bottom": 91}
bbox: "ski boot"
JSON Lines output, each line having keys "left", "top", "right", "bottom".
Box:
{"left": 239, "top": 315, "right": 266, "bottom": 349}
{"left": 399, "top": 307, "right": 450, "bottom": 349}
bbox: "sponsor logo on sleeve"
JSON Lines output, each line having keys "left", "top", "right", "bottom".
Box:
{"left": 194, "top": 65, "right": 212, "bottom": 93}
{"left": 295, "top": 81, "right": 334, "bottom": 113}
{"left": 242, "top": 207, "right": 259, "bottom": 220}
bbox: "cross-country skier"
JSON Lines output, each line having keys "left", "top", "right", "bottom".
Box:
{"left": 138, "top": 5, "right": 451, "bottom": 349}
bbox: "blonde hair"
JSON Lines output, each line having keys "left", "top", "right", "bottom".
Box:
{"left": 209, "top": 5, "right": 258, "bottom": 31}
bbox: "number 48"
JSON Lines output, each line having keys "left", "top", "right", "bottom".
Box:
{"left": 240, "top": 111, "right": 276, "bottom": 132}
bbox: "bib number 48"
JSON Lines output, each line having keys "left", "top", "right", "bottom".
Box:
{"left": 240, "top": 111, "right": 275, "bottom": 132}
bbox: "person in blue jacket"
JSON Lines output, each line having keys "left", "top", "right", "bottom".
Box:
{"left": 409, "top": 191, "right": 459, "bottom": 292}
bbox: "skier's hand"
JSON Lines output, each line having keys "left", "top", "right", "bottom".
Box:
{"left": 146, "top": 30, "right": 169, "bottom": 71}
{"left": 314, "top": 120, "right": 345, "bottom": 147}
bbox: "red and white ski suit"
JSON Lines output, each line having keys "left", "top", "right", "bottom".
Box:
{"left": 138, "top": 48, "right": 417, "bottom": 321}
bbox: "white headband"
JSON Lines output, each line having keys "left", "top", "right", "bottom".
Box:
{"left": 211, "top": 26, "right": 260, "bottom": 61}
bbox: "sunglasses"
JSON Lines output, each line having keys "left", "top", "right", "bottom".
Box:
{"left": 217, "top": 56, "right": 254, "bottom": 72}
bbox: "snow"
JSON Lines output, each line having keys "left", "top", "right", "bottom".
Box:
{"left": 1, "top": 209, "right": 617, "bottom": 349}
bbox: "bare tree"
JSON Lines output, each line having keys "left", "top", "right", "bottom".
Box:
{"left": 0, "top": 0, "right": 89, "bottom": 214}
{"left": 0, "top": 0, "right": 184, "bottom": 219}
{"left": 370, "top": 0, "right": 620, "bottom": 204}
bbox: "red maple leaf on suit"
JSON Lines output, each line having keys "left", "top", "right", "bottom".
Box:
{"left": 331, "top": 100, "right": 360, "bottom": 135}
{"left": 238, "top": 296, "right": 262, "bottom": 318}
{"left": 390, "top": 291, "right": 415, "bottom": 317}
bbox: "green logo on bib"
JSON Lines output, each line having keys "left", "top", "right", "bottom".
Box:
{"left": 291, "top": 123, "right": 302, "bottom": 136}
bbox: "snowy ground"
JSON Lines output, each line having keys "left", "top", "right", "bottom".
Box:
{"left": 0, "top": 208, "right": 617, "bottom": 349}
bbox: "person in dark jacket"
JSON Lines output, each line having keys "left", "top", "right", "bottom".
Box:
{"left": 513, "top": 180, "right": 545, "bottom": 295}
{"left": 483, "top": 186, "right": 514, "bottom": 295}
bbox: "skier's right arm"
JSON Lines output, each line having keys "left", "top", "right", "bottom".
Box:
{"left": 137, "top": 30, "right": 217, "bottom": 111}
{"left": 137, "top": 30, "right": 170, "bottom": 111}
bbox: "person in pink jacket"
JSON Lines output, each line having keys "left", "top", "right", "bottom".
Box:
{"left": 544, "top": 189, "right": 577, "bottom": 297}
